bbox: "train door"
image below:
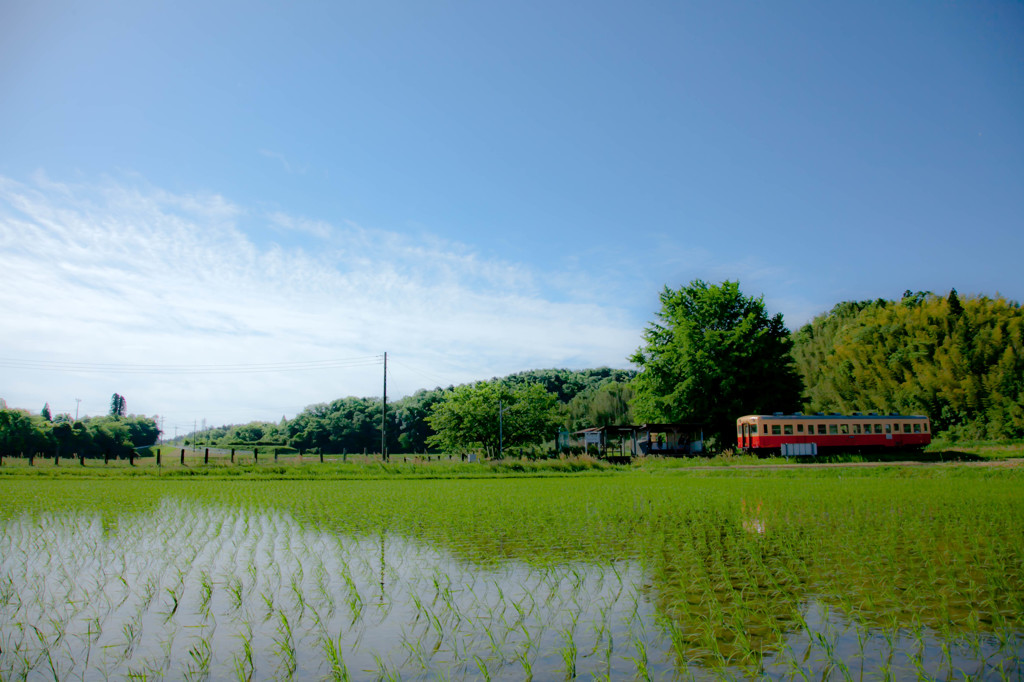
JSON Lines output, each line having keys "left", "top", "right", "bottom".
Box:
{"left": 741, "top": 422, "right": 749, "bottom": 449}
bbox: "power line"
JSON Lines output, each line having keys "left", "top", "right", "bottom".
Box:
{"left": 388, "top": 356, "right": 451, "bottom": 389}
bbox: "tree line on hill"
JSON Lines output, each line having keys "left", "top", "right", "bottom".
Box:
{"left": 791, "top": 289, "right": 1023, "bottom": 440}
{"left": 180, "top": 367, "right": 637, "bottom": 457}
{"left": 0, "top": 398, "right": 159, "bottom": 460}
{"left": 3, "top": 283, "right": 1020, "bottom": 458}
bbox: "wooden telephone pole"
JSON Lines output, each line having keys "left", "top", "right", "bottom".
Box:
{"left": 381, "top": 352, "right": 388, "bottom": 461}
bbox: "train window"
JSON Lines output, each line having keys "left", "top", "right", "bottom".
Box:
{"left": 797, "top": 424, "right": 804, "bottom": 433}
{"left": 817, "top": 424, "right": 826, "bottom": 434}
{"left": 784, "top": 424, "right": 794, "bottom": 435}
{"left": 903, "top": 423, "right": 911, "bottom": 433}
{"left": 772, "top": 425, "right": 781, "bottom": 435}
{"left": 751, "top": 424, "right": 758, "bottom": 434}
{"left": 852, "top": 424, "right": 861, "bottom": 434}
{"left": 874, "top": 424, "right": 884, "bottom": 434}
{"left": 840, "top": 424, "right": 849, "bottom": 435}
{"left": 923, "top": 423, "right": 929, "bottom": 432}
{"left": 913, "top": 423, "right": 921, "bottom": 433}
{"left": 885, "top": 423, "right": 892, "bottom": 434}
{"left": 829, "top": 424, "right": 838, "bottom": 434}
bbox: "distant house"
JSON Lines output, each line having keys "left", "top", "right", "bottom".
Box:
{"left": 570, "top": 423, "right": 704, "bottom": 459}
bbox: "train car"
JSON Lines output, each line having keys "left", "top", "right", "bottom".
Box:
{"left": 736, "top": 412, "right": 931, "bottom": 455}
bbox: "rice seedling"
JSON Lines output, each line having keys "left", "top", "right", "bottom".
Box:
{"left": 183, "top": 637, "right": 212, "bottom": 681}
{"left": 0, "top": 468, "right": 1021, "bottom": 680}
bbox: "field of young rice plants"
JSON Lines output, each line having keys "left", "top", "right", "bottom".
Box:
{"left": 1, "top": 467, "right": 1022, "bottom": 680}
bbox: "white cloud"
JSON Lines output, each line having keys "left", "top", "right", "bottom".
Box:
{"left": 268, "top": 211, "right": 333, "bottom": 240}
{"left": 0, "top": 173, "right": 640, "bottom": 430}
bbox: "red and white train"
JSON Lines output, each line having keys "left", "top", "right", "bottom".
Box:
{"left": 736, "top": 412, "right": 931, "bottom": 455}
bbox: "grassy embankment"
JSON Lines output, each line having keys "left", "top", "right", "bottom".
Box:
{"left": 0, "top": 439, "right": 1018, "bottom": 479}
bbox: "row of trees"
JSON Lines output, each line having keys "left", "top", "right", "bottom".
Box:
{"left": 169, "top": 369, "right": 635, "bottom": 457}
{"left": 274, "top": 369, "right": 633, "bottom": 456}
{"left": 0, "top": 406, "right": 160, "bottom": 459}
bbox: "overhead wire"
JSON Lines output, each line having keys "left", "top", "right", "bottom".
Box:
{"left": 388, "top": 356, "right": 451, "bottom": 389}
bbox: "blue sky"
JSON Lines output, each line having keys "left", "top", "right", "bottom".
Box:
{"left": 1, "top": 1, "right": 1022, "bottom": 433}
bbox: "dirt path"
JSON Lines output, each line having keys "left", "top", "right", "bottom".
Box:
{"left": 677, "top": 457, "right": 1024, "bottom": 472}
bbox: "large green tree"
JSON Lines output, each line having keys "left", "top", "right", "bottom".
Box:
{"left": 630, "top": 280, "right": 803, "bottom": 449}
{"left": 426, "top": 381, "right": 560, "bottom": 457}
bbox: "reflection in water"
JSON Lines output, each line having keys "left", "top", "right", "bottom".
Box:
{"left": 0, "top": 501, "right": 662, "bottom": 680}
{"left": 0, "top": 481, "right": 1021, "bottom": 680}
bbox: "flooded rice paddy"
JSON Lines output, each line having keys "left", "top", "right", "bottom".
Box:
{"left": 1, "top": 470, "right": 1022, "bottom": 680}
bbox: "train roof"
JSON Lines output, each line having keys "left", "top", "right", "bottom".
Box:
{"left": 738, "top": 413, "right": 929, "bottom": 421}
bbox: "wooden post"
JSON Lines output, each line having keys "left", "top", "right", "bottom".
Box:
{"left": 254, "top": 447, "right": 258, "bottom": 463}
{"left": 129, "top": 450, "right": 135, "bottom": 466}
{"left": 180, "top": 448, "right": 185, "bottom": 465}
{"left": 28, "top": 452, "right": 33, "bottom": 466}
{"left": 274, "top": 448, "right": 278, "bottom": 462}
{"left": 104, "top": 450, "right": 109, "bottom": 465}
{"left": 204, "top": 448, "right": 209, "bottom": 464}
{"left": 55, "top": 450, "right": 60, "bottom": 466}
{"left": 156, "top": 449, "right": 161, "bottom": 467}
{"left": 231, "top": 448, "right": 235, "bottom": 463}
{"left": 320, "top": 451, "right": 324, "bottom": 463}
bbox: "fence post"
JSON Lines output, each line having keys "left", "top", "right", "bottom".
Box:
{"left": 320, "top": 450, "right": 324, "bottom": 464}
{"left": 129, "top": 450, "right": 134, "bottom": 466}
{"left": 180, "top": 448, "right": 185, "bottom": 465}
{"left": 55, "top": 450, "right": 60, "bottom": 466}
{"left": 274, "top": 448, "right": 278, "bottom": 462}
{"left": 254, "top": 447, "right": 258, "bottom": 464}
{"left": 156, "top": 449, "right": 161, "bottom": 467}
{"left": 104, "top": 450, "right": 109, "bottom": 465}
{"left": 231, "top": 448, "right": 235, "bottom": 463}
{"left": 205, "top": 448, "right": 209, "bottom": 465}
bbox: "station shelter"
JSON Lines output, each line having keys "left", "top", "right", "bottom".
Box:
{"left": 570, "top": 423, "right": 704, "bottom": 459}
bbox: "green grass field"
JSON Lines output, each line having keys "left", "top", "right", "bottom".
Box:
{"left": 1, "top": 463, "right": 1021, "bottom": 680}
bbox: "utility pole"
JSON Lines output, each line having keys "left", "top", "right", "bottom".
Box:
{"left": 75, "top": 398, "right": 81, "bottom": 421}
{"left": 381, "top": 352, "right": 387, "bottom": 462}
{"left": 499, "top": 396, "right": 503, "bottom": 459}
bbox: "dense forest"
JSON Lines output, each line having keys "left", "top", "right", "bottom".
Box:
{"left": 3, "top": 288, "right": 1021, "bottom": 458}
{"left": 791, "top": 290, "right": 1024, "bottom": 440}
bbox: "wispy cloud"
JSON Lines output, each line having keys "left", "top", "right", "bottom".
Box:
{"left": 268, "top": 211, "right": 333, "bottom": 240}
{"left": 0, "top": 173, "right": 639, "bottom": 427}
{"left": 259, "top": 149, "right": 308, "bottom": 175}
